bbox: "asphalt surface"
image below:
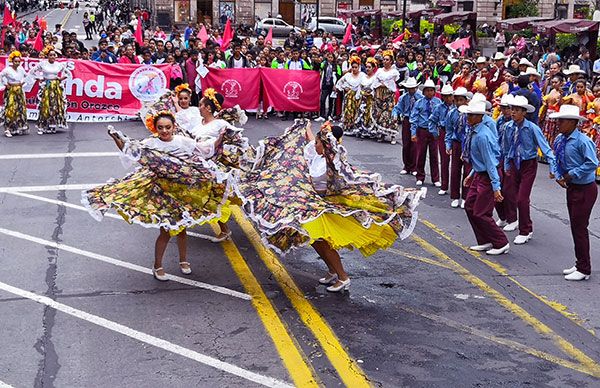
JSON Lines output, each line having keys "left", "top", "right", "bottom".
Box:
{"left": 0, "top": 114, "right": 599, "bottom": 387}
{"left": 1, "top": 7, "right": 600, "bottom": 388}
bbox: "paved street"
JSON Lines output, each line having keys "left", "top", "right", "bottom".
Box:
{"left": 0, "top": 115, "right": 599, "bottom": 387}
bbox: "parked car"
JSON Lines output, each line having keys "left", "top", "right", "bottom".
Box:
{"left": 307, "top": 17, "right": 347, "bottom": 37}
{"left": 256, "top": 18, "right": 300, "bottom": 37}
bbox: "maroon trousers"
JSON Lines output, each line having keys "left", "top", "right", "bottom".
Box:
{"left": 494, "top": 166, "right": 517, "bottom": 223}
{"left": 450, "top": 140, "right": 471, "bottom": 200}
{"left": 503, "top": 159, "right": 537, "bottom": 235}
{"left": 438, "top": 128, "right": 450, "bottom": 191}
{"left": 567, "top": 183, "right": 598, "bottom": 275}
{"left": 402, "top": 118, "right": 416, "bottom": 173}
{"left": 416, "top": 128, "right": 440, "bottom": 182}
{"left": 465, "top": 172, "right": 509, "bottom": 249}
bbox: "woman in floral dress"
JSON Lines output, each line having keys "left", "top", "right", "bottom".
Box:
{"left": 355, "top": 57, "right": 378, "bottom": 138}
{"left": 335, "top": 56, "right": 366, "bottom": 136}
{"left": 371, "top": 50, "right": 400, "bottom": 143}
{"left": 0, "top": 51, "right": 29, "bottom": 137}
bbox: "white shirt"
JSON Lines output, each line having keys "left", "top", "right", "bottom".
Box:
{"left": 372, "top": 67, "right": 400, "bottom": 92}
{"left": 32, "top": 61, "right": 68, "bottom": 80}
{"left": 303, "top": 140, "right": 327, "bottom": 193}
{"left": 141, "top": 135, "right": 198, "bottom": 158}
{"left": 0, "top": 66, "right": 26, "bottom": 86}
{"left": 336, "top": 72, "right": 366, "bottom": 92}
{"left": 232, "top": 57, "right": 244, "bottom": 68}
{"left": 189, "top": 118, "right": 230, "bottom": 140}
{"left": 175, "top": 106, "right": 201, "bottom": 134}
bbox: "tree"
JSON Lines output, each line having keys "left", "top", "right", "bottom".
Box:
{"left": 506, "top": 0, "right": 539, "bottom": 19}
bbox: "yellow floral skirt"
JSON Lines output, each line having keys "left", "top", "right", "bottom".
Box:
{"left": 37, "top": 79, "right": 67, "bottom": 133}
{"left": 2, "top": 84, "right": 29, "bottom": 135}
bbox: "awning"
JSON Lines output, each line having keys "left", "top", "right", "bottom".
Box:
{"left": 407, "top": 8, "right": 444, "bottom": 19}
{"left": 498, "top": 16, "right": 554, "bottom": 31}
{"left": 437, "top": 0, "right": 456, "bottom": 6}
{"left": 533, "top": 18, "right": 600, "bottom": 33}
{"left": 432, "top": 11, "right": 477, "bottom": 25}
{"left": 337, "top": 9, "right": 382, "bottom": 18}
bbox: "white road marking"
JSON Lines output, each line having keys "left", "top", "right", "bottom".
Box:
{"left": 0, "top": 184, "right": 101, "bottom": 193}
{"left": 0, "top": 281, "right": 291, "bottom": 388}
{"left": 0, "top": 227, "right": 252, "bottom": 301}
{"left": 0, "top": 152, "right": 119, "bottom": 160}
{"left": 0, "top": 380, "right": 14, "bottom": 388}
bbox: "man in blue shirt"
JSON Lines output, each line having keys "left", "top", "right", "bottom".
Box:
{"left": 445, "top": 87, "right": 472, "bottom": 208}
{"left": 504, "top": 96, "right": 557, "bottom": 245}
{"left": 460, "top": 100, "right": 510, "bottom": 255}
{"left": 410, "top": 79, "right": 441, "bottom": 186}
{"left": 494, "top": 94, "right": 517, "bottom": 229}
{"left": 429, "top": 84, "right": 454, "bottom": 195}
{"left": 392, "top": 77, "right": 422, "bottom": 176}
{"left": 549, "top": 105, "right": 599, "bottom": 281}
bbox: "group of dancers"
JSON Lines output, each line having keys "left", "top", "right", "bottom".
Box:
{"left": 81, "top": 84, "right": 425, "bottom": 292}
{"left": 0, "top": 48, "right": 70, "bottom": 137}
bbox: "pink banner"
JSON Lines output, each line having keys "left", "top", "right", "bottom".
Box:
{"left": 0, "top": 57, "right": 172, "bottom": 122}
{"left": 260, "top": 68, "right": 320, "bottom": 112}
{"left": 202, "top": 68, "right": 261, "bottom": 110}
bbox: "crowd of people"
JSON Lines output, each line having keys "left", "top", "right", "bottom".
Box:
{"left": 0, "top": 10, "right": 598, "bottom": 282}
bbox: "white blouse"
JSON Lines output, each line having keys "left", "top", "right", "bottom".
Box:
{"left": 360, "top": 74, "right": 376, "bottom": 93}
{"left": 142, "top": 135, "right": 198, "bottom": 158}
{"left": 336, "top": 72, "right": 366, "bottom": 92}
{"left": 175, "top": 106, "right": 201, "bottom": 134}
{"left": 372, "top": 67, "right": 400, "bottom": 92}
{"left": 32, "top": 61, "right": 69, "bottom": 80}
{"left": 188, "top": 118, "right": 230, "bottom": 140}
{"left": 0, "top": 66, "right": 26, "bottom": 86}
{"left": 303, "top": 140, "right": 327, "bottom": 193}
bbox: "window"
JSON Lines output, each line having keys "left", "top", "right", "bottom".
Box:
{"left": 275, "top": 20, "right": 287, "bottom": 26}
{"left": 174, "top": 0, "right": 190, "bottom": 22}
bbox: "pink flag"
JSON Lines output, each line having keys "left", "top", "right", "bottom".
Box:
{"left": 265, "top": 27, "right": 273, "bottom": 45}
{"left": 222, "top": 19, "right": 233, "bottom": 50}
{"left": 197, "top": 25, "right": 209, "bottom": 44}
{"left": 448, "top": 37, "right": 470, "bottom": 53}
{"left": 392, "top": 33, "right": 405, "bottom": 43}
{"left": 342, "top": 22, "right": 352, "bottom": 45}
{"left": 134, "top": 17, "right": 144, "bottom": 46}
{"left": 33, "top": 29, "right": 44, "bottom": 52}
{"left": 2, "top": 5, "right": 15, "bottom": 26}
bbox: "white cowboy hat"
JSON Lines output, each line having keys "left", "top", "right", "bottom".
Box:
{"left": 471, "top": 92, "right": 493, "bottom": 110}
{"left": 440, "top": 84, "right": 454, "bottom": 95}
{"left": 476, "top": 56, "right": 487, "bottom": 64}
{"left": 510, "top": 95, "right": 535, "bottom": 113}
{"left": 493, "top": 52, "right": 507, "bottom": 61}
{"left": 499, "top": 93, "right": 514, "bottom": 107}
{"left": 524, "top": 67, "right": 541, "bottom": 78}
{"left": 401, "top": 77, "right": 419, "bottom": 88}
{"left": 453, "top": 87, "right": 473, "bottom": 99}
{"left": 518, "top": 58, "right": 534, "bottom": 68}
{"left": 458, "top": 100, "right": 487, "bottom": 115}
{"left": 563, "top": 64, "right": 586, "bottom": 75}
{"left": 548, "top": 104, "right": 587, "bottom": 121}
{"left": 422, "top": 79, "right": 436, "bottom": 89}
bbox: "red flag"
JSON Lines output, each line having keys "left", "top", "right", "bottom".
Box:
{"left": 197, "top": 25, "right": 208, "bottom": 44}
{"left": 40, "top": 17, "right": 47, "bottom": 32}
{"left": 393, "top": 33, "right": 404, "bottom": 43}
{"left": 341, "top": 22, "right": 352, "bottom": 45}
{"left": 222, "top": 19, "right": 233, "bottom": 50}
{"left": 448, "top": 37, "right": 470, "bottom": 53}
{"left": 265, "top": 27, "right": 273, "bottom": 45}
{"left": 134, "top": 17, "right": 143, "bottom": 46}
{"left": 33, "top": 29, "right": 44, "bottom": 52}
{"left": 2, "top": 5, "right": 15, "bottom": 26}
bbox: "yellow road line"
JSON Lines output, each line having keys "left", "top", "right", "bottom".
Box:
{"left": 59, "top": 8, "right": 74, "bottom": 27}
{"left": 412, "top": 234, "right": 600, "bottom": 378}
{"left": 209, "top": 224, "right": 319, "bottom": 388}
{"left": 420, "top": 218, "right": 590, "bottom": 330}
{"left": 231, "top": 207, "right": 372, "bottom": 387}
{"left": 387, "top": 247, "right": 454, "bottom": 270}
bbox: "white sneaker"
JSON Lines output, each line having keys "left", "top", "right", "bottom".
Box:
{"left": 391, "top": 140, "right": 397, "bottom": 145}
{"left": 496, "top": 219, "right": 508, "bottom": 228}
{"left": 4, "top": 131, "right": 12, "bottom": 138}
{"left": 470, "top": 243, "right": 493, "bottom": 251}
{"left": 412, "top": 171, "right": 418, "bottom": 176}
{"left": 434, "top": 182, "right": 442, "bottom": 187}
{"left": 37, "top": 129, "right": 44, "bottom": 135}
{"left": 438, "top": 190, "right": 447, "bottom": 195}
{"left": 315, "top": 116, "right": 325, "bottom": 122}
{"left": 460, "top": 200, "right": 465, "bottom": 209}
{"left": 503, "top": 221, "right": 518, "bottom": 232}
{"left": 451, "top": 199, "right": 460, "bottom": 208}
{"left": 565, "top": 271, "right": 590, "bottom": 281}
{"left": 562, "top": 266, "right": 577, "bottom": 275}
{"left": 416, "top": 180, "right": 423, "bottom": 186}
{"left": 400, "top": 170, "right": 408, "bottom": 175}
{"left": 486, "top": 243, "right": 510, "bottom": 255}
{"left": 514, "top": 233, "right": 533, "bottom": 245}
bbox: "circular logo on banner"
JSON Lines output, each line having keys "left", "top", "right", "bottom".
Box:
{"left": 283, "top": 81, "right": 303, "bottom": 100}
{"left": 222, "top": 79, "right": 242, "bottom": 98}
{"left": 129, "top": 66, "right": 168, "bottom": 102}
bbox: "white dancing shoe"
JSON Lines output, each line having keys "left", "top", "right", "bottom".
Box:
{"left": 318, "top": 272, "right": 338, "bottom": 285}
{"left": 412, "top": 171, "right": 418, "bottom": 176}
{"left": 400, "top": 170, "right": 408, "bottom": 175}
{"left": 496, "top": 219, "right": 508, "bottom": 228}
{"left": 434, "top": 182, "right": 442, "bottom": 187}
{"left": 438, "top": 190, "right": 447, "bottom": 195}
{"left": 416, "top": 180, "right": 423, "bottom": 186}
{"left": 514, "top": 233, "right": 533, "bottom": 245}
{"left": 486, "top": 244, "right": 510, "bottom": 255}
{"left": 391, "top": 140, "right": 397, "bottom": 145}
{"left": 326, "top": 278, "right": 351, "bottom": 292}
{"left": 37, "top": 129, "right": 44, "bottom": 135}
{"left": 469, "top": 243, "right": 493, "bottom": 251}
{"left": 4, "top": 131, "right": 12, "bottom": 138}
{"left": 563, "top": 266, "right": 577, "bottom": 275}
{"left": 152, "top": 267, "right": 169, "bottom": 281}
{"left": 503, "top": 221, "right": 518, "bottom": 232}
{"left": 565, "top": 271, "right": 590, "bottom": 281}
{"left": 179, "top": 261, "right": 192, "bottom": 275}
{"left": 460, "top": 200, "right": 466, "bottom": 209}
{"left": 451, "top": 199, "right": 460, "bottom": 208}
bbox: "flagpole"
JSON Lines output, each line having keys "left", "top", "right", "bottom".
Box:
{"left": 402, "top": 0, "right": 407, "bottom": 33}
